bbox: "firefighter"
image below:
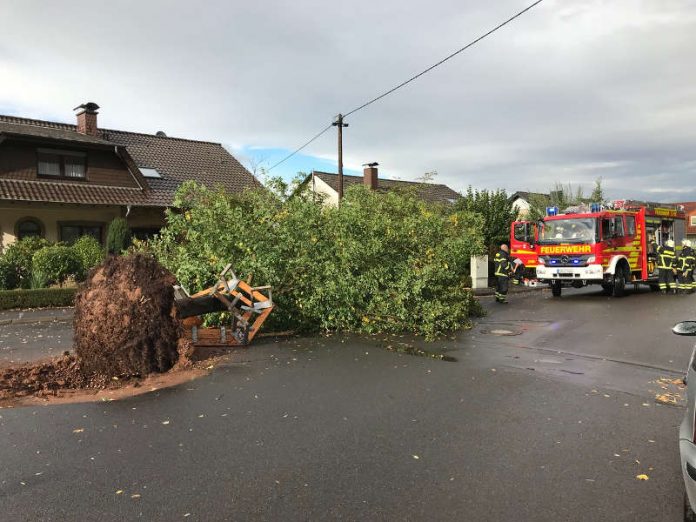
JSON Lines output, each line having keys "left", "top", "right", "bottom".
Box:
{"left": 494, "top": 244, "right": 512, "bottom": 304}
{"left": 678, "top": 239, "right": 696, "bottom": 294}
{"left": 656, "top": 239, "right": 676, "bottom": 294}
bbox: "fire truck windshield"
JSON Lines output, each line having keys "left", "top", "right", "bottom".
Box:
{"left": 539, "top": 218, "right": 597, "bottom": 244}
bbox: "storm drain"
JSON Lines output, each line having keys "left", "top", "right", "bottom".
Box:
{"left": 480, "top": 328, "right": 521, "bottom": 336}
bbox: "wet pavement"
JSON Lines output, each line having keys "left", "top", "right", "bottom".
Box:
{"left": 0, "top": 286, "right": 693, "bottom": 520}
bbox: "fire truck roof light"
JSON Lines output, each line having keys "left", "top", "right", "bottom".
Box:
{"left": 546, "top": 206, "right": 559, "bottom": 216}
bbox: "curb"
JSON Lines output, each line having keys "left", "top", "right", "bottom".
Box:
{"left": 474, "top": 285, "right": 548, "bottom": 297}
{"left": 0, "top": 315, "right": 71, "bottom": 326}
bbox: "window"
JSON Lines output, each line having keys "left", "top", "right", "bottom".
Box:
{"left": 625, "top": 215, "right": 636, "bottom": 236}
{"left": 613, "top": 216, "right": 625, "bottom": 237}
{"left": 131, "top": 227, "right": 161, "bottom": 241}
{"left": 691, "top": 216, "right": 696, "bottom": 227}
{"left": 139, "top": 167, "right": 161, "bottom": 178}
{"left": 37, "top": 148, "right": 86, "bottom": 179}
{"left": 16, "top": 217, "right": 44, "bottom": 239}
{"left": 59, "top": 223, "right": 103, "bottom": 244}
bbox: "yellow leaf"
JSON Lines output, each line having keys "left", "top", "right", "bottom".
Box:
{"left": 115, "top": 490, "right": 123, "bottom": 495}
{"left": 72, "top": 428, "right": 84, "bottom": 433}
{"left": 636, "top": 474, "right": 649, "bottom": 481}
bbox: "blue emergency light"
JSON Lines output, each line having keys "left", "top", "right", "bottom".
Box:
{"left": 590, "top": 203, "right": 602, "bottom": 212}
{"left": 546, "top": 206, "right": 559, "bottom": 216}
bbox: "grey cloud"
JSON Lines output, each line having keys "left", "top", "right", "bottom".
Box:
{"left": 1, "top": 0, "right": 695, "bottom": 201}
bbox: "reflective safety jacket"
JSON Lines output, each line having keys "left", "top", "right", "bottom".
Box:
{"left": 494, "top": 250, "right": 511, "bottom": 278}
{"left": 679, "top": 247, "right": 696, "bottom": 272}
{"left": 656, "top": 245, "right": 676, "bottom": 269}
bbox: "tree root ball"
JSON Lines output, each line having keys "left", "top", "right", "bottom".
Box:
{"left": 74, "top": 254, "right": 181, "bottom": 377}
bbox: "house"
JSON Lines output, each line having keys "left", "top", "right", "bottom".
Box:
{"left": 0, "top": 102, "right": 259, "bottom": 250}
{"left": 509, "top": 191, "right": 549, "bottom": 218}
{"left": 304, "top": 165, "right": 461, "bottom": 206}
{"left": 676, "top": 202, "right": 696, "bottom": 241}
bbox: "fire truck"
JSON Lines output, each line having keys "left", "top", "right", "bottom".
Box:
{"left": 510, "top": 201, "right": 686, "bottom": 297}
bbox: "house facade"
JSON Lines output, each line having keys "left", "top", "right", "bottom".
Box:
{"left": 509, "top": 191, "right": 549, "bottom": 218}
{"left": 306, "top": 166, "right": 461, "bottom": 205}
{"left": 677, "top": 202, "right": 696, "bottom": 241}
{"left": 0, "top": 103, "right": 259, "bottom": 250}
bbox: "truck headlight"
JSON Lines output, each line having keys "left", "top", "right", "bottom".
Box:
{"left": 538, "top": 257, "right": 545, "bottom": 265}
{"left": 587, "top": 256, "right": 595, "bottom": 263}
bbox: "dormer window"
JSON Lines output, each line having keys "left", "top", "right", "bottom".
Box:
{"left": 37, "top": 148, "right": 86, "bottom": 179}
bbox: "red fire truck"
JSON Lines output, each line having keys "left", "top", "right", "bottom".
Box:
{"left": 510, "top": 201, "right": 686, "bottom": 297}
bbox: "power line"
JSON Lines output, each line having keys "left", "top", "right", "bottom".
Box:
{"left": 268, "top": 0, "right": 544, "bottom": 171}
{"left": 267, "top": 123, "right": 333, "bottom": 171}
{"left": 344, "top": 0, "right": 544, "bottom": 117}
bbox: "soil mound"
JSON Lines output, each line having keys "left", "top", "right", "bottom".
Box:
{"left": 74, "top": 254, "right": 181, "bottom": 378}
{"left": 0, "top": 354, "right": 98, "bottom": 399}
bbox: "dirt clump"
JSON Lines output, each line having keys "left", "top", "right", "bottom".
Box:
{"left": 0, "top": 353, "right": 106, "bottom": 400}
{"left": 73, "top": 254, "right": 181, "bottom": 378}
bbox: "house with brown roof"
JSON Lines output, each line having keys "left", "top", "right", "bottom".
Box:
{"left": 0, "top": 102, "right": 259, "bottom": 250}
{"left": 676, "top": 202, "right": 696, "bottom": 240}
{"left": 304, "top": 165, "right": 461, "bottom": 206}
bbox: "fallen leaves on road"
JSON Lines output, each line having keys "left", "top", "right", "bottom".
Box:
{"left": 655, "top": 393, "right": 678, "bottom": 406}
{"left": 635, "top": 474, "right": 649, "bottom": 481}
{"left": 72, "top": 428, "right": 84, "bottom": 433}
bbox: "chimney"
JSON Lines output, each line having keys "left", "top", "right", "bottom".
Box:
{"left": 363, "top": 162, "right": 379, "bottom": 190}
{"left": 73, "top": 102, "right": 100, "bottom": 136}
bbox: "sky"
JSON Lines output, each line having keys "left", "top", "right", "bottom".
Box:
{"left": 1, "top": 0, "right": 695, "bottom": 201}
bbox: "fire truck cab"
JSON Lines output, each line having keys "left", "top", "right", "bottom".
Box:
{"left": 530, "top": 201, "right": 685, "bottom": 297}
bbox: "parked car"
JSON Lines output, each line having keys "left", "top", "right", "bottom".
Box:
{"left": 673, "top": 320, "right": 696, "bottom": 521}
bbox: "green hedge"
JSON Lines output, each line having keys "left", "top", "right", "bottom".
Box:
{"left": 0, "top": 288, "right": 77, "bottom": 310}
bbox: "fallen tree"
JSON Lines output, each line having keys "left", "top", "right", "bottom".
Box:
{"left": 147, "top": 180, "right": 485, "bottom": 340}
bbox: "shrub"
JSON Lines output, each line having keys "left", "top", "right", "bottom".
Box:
{"left": 30, "top": 269, "right": 49, "bottom": 289}
{"left": 148, "top": 181, "right": 485, "bottom": 340}
{"left": 0, "top": 237, "right": 52, "bottom": 289}
{"left": 72, "top": 235, "right": 104, "bottom": 277}
{"left": 32, "top": 245, "right": 83, "bottom": 287}
{"left": 0, "top": 288, "right": 77, "bottom": 310}
{"left": 105, "top": 218, "right": 131, "bottom": 255}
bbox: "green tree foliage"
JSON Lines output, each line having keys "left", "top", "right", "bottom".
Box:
{"left": 590, "top": 177, "right": 605, "bottom": 204}
{"left": 32, "top": 245, "right": 83, "bottom": 287}
{"left": 105, "top": 218, "right": 131, "bottom": 255}
{"left": 0, "top": 237, "right": 52, "bottom": 289}
{"left": 455, "top": 187, "right": 518, "bottom": 252}
{"left": 148, "top": 181, "right": 485, "bottom": 340}
{"left": 72, "top": 235, "right": 104, "bottom": 277}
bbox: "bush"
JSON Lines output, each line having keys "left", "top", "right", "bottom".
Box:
{"left": 105, "top": 218, "right": 131, "bottom": 255}
{"left": 32, "top": 245, "right": 83, "bottom": 287}
{"left": 148, "top": 181, "right": 485, "bottom": 340}
{"left": 0, "top": 288, "right": 77, "bottom": 310}
{"left": 72, "top": 235, "right": 104, "bottom": 277}
{"left": 0, "top": 237, "right": 52, "bottom": 289}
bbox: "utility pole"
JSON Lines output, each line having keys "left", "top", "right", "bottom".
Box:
{"left": 332, "top": 114, "right": 349, "bottom": 202}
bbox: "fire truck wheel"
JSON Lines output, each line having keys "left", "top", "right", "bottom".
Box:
{"left": 551, "top": 280, "right": 562, "bottom": 297}
{"left": 612, "top": 266, "right": 627, "bottom": 297}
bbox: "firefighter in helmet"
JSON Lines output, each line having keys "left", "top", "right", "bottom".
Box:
{"left": 678, "top": 239, "right": 696, "bottom": 294}
{"left": 494, "top": 244, "right": 512, "bottom": 304}
{"left": 656, "top": 239, "right": 676, "bottom": 294}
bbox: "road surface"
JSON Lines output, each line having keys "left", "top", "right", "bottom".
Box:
{"left": 0, "top": 286, "right": 692, "bottom": 520}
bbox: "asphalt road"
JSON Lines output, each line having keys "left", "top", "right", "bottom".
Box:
{"left": 0, "top": 286, "right": 694, "bottom": 521}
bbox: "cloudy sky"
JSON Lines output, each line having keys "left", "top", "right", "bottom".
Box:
{"left": 1, "top": 0, "right": 695, "bottom": 201}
